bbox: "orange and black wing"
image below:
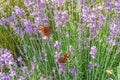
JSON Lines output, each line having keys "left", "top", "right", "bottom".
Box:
{"left": 44, "top": 27, "right": 52, "bottom": 37}
{"left": 40, "top": 26, "right": 52, "bottom": 37}
{"left": 58, "top": 57, "right": 66, "bottom": 64}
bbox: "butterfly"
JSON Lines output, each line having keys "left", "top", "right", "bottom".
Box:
{"left": 106, "top": 70, "right": 112, "bottom": 75}
{"left": 58, "top": 53, "right": 70, "bottom": 64}
{"left": 40, "top": 26, "right": 52, "bottom": 39}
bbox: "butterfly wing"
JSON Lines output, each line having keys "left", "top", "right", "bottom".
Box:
{"left": 44, "top": 27, "right": 52, "bottom": 37}
{"left": 58, "top": 57, "right": 66, "bottom": 64}
{"left": 40, "top": 26, "right": 52, "bottom": 37}
{"left": 64, "top": 54, "right": 70, "bottom": 61}
{"left": 58, "top": 53, "right": 70, "bottom": 64}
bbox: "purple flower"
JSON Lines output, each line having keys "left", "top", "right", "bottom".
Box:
{"left": 14, "top": 6, "right": 25, "bottom": 16}
{"left": 88, "top": 62, "right": 94, "bottom": 71}
{"left": 106, "top": 37, "right": 118, "bottom": 46}
{"left": 69, "top": 45, "right": 75, "bottom": 55}
{"left": 109, "top": 23, "right": 118, "bottom": 38}
{"left": 89, "top": 13, "right": 98, "bottom": 23}
{"left": 93, "top": 0, "right": 96, "bottom": 2}
{"left": 34, "top": 13, "right": 49, "bottom": 26}
{"left": 81, "top": 14, "right": 88, "bottom": 23}
{"left": 106, "top": 2, "right": 113, "bottom": 12}
{"left": 21, "top": 66, "right": 28, "bottom": 73}
{"left": 92, "top": 6, "right": 103, "bottom": 12}
{"left": 94, "top": 63, "right": 99, "bottom": 67}
{"left": 0, "top": 18, "right": 5, "bottom": 25}
{"left": 30, "top": 12, "right": 38, "bottom": 17}
{"left": 54, "top": 41, "right": 61, "bottom": 50}
{"left": 17, "top": 56, "right": 23, "bottom": 62}
{"left": 34, "top": 17, "right": 41, "bottom": 26}
{"left": 0, "top": 72, "right": 6, "bottom": 79}
{"left": 22, "top": 45, "right": 27, "bottom": 54}
{"left": 87, "top": 23, "right": 95, "bottom": 29}
{"left": 23, "top": 19, "right": 33, "bottom": 35}
{"left": 9, "top": 70, "right": 17, "bottom": 76}
{"left": 106, "top": 21, "right": 120, "bottom": 46}
{"left": 46, "top": 37, "right": 52, "bottom": 44}
{"left": 39, "top": 55, "right": 43, "bottom": 61}
{"left": 35, "top": 1, "right": 45, "bottom": 11}
{"left": 108, "top": 78, "right": 113, "bottom": 80}
{"left": 40, "top": 76, "right": 46, "bottom": 80}
{"left": 69, "top": 68, "right": 78, "bottom": 75}
{"left": 58, "top": 64, "right": 66, "bottom": 73}
{"left": 78, "top": 38, "right": 82, "bottom": 49}
{"left": 97, "top": 14, "right": 106, "bottom": 28}
{"left": 6, "top": 16, "right": 14, "bottom": 23}
{"left": 18, "top": 76, "right": 25, "bottom": 80}
{"left": 30, "top": 61, "right": 36, "bottom": 70}
{"left": 114, "top": 1, "right": 120, "bottom": 11}
{"left": 78, "top": 23, "right": 83, "bottom": 35}
{"left": 14, "top": 27, "right": 25, "bottom": 38}
{"left": 0, "top": 16, "right": 14, "bottom": 25}
{"left": 88, "top": 62, "right": 99, "bottom": 71}
{"left": 51, "top": 0, "right": 66, "bottom": 8}
{"left": 54, "top": 11, "right": 68, "bottom": 28}
{"left": 55, "top": 53, "right": 60, "bottom": 62}
{"left": 2, "top": 75, "right": 11, "bottom": 80}
{"left": 57, "top": 0, "right": 66, "bottom": 7}
{"left": 90, "top": 46, "right": 97, "bottom": 59}
{"left": 85, "top": 38, "right": 91, "bottom": 46}
{"left": 42, "top": 49, "right": 46, "bottom": 53}
{"left": 0, "top": 48, "right": 4, "bottom": 53}
{"left": 30, "top": 61, "right": 35, "bottom": 77}
{"left": 0, "top": 49, "right": 14, "bottom": 69}
{"left": 43, "top": 17, "right": 49, "bottom": 24}
{"left": 82, "top": 6, "right": 90, "bottom": 14}
{"left": 24, "top": 0, "right": 32, "bottom": 7}
{"left": 1, "top": 16, "right": 14, "bottom": 25}
{"left": 81, "top": 6, "right": 91, "bottom": 23}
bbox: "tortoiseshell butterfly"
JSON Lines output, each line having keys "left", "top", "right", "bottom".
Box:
{"left": 40, "top": 26, "right": 52, "bottom": 39}
{"left": 58, "top": 53, "right": 70, "bottom": 64}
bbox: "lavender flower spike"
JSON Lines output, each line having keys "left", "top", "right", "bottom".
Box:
{"left": 69, "top": 68, "right": 78, "bottom": 75}
{"left": 14, "top": 6, "right": 25, "bottom": 16}
{"left": 40, "top": 76, "right": 46, "bottom": 80}
{"left": 90, "top": 46, "right": 97, "bottom": 59}
{"left": 54, "top": 41, "right": 61, "bottom": 50}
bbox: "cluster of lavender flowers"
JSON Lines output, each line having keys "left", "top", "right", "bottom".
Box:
{"left": 0, "top": 0, "right": 70, "bottom": 39}
{"left": 0, "top": 48, "right": 18, "bottom": 80}
{"left": 54, "top": 41, "right": 77, "bottom": 76}
{"left": 106, "top": 21, "right": 120, "bottom": 46}
{"left": 105, "top": 1, "right": 120, "bottom": 53}
{"left": 0, "top": 48, "right": 14, "bottom": 70}
{"left": 51, "top": 0, "right": 66, "bottom": 8}
{"left": 57, "top": 62, "right": 78, "bottom": 77}
{"left": 0, "top": 0, "right": 50, "bottom": 38}
{"left": 81, "top": 5, "right": 106, "bottom": 39}
{"left": 0, "top": 0, "right": 119, "bottom": 79}
{"left": 0, "top": 48, "right": 39, "bottom": 80}
{"left": 54, "top": 11, "right": 68, "bottom": 29}
{"left": 106, "top": 0, "right": 120, "bottom": 13}
{"left": 88, "top": 46, "right": 99, "bottom": 71}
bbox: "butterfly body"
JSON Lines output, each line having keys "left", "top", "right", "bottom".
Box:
{"left": 58, "top": 57, "right": 66, "bottom": 63}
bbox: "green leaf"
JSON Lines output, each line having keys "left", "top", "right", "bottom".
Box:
{"left": 117, "top": 63, "right": 120, "bottom": 80}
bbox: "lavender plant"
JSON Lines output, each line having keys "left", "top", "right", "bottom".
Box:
{"left": 0, "top": 0, "right": 120, "bottom": 80}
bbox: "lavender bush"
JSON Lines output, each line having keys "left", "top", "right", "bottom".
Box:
{"left": 0, "top": 0, "right": 120, "bottom": 80}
